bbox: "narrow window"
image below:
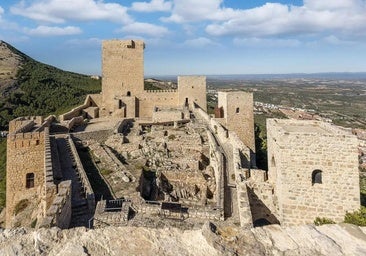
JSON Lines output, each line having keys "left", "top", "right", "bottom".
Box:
{"left": 271, "top": 156, "right": 276, "bottom": 167}
{"left": 185, "top": 98, "right": 189, "bottom": 107}
{"left": 127, "top": 91, "right": 131, "bottom": 96}
{"left": 312, "top": 170, "right": 322, "bottom": 185}
{"left": 236, "top": 107, "right": 240, "bottom": 113}
{"left": 26, "top": 173, "right": 35, "bottom": 188}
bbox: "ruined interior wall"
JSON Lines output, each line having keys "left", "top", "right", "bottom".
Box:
{"left": 38, "top": 180, "right": 72, "bottom": 229}
{"left": 152, "top": 109, "right": 184, "bottom": 123}
{"left": 218, "top": 91, "right": 255, "bottom": 153}
{"left": 138, "top": 91, "right": 179, "bottom": 118}
{"left": 232, "top": 149, "right": 253, "bottom": 228}
{"left": 102, "top": 40, "right": 144, "bottom": 113}
{"left": 267, "top": 119, "right": 360, "bottom": 226}
{"left": 59, "top": 95, "right": 95, "bottom": 121}
{"left": 178, "top": 76, "right": 207, "bottom": 111}
{"left": 6, "top": 131, "right": 45, "bottom": 228}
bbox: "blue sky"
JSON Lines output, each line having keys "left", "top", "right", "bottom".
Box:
{"left": 1, "top": 0, "right": 366, "bottom": 76}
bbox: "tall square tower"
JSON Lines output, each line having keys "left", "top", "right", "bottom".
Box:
{"left": 217, "top": 91, "right": 255, "bottom": 153}
{"left": 102, "top": 40, "right": 145, "bottom": 113}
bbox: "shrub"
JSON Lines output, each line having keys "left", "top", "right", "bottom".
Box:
{"left": 314, "top": 217, "right": 335, "bottom": 226}
{"left": 14, "top": 199, "right": 29, "bottom": 215}
{"left": 344, "top": 206, "right": 366, "bottom": 226}
{"left": 100, "top": 169, "right": 112, "bottom": 176}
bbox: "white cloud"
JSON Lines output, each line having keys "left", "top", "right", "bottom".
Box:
{"left": 205, "top": 1, "right": 366, "bottom": 38}
{"left": 233, "top": 37, "right": 301, "bottom": 48}
{"left": 11, "top": 0, "right": 131, "bottom": 24}
{"left": 162, "top": 0, "right": 236, "bottom": 23}
{"left": 183, "top": 37, "right": 219, "bottom": 48}
{"left": 120, "top": 22, "right": 169, "bottom": 37}
{"left": 25, "top": 25, "right": 82, "bottom": 36}
{"left": 0, "top": 6, "right": 4, "bottom": 16}
{"left": 131, "top": 0, "right": 172, "bottom": 12}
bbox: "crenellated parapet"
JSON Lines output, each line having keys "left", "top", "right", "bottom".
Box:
{"left": 145, "top": 89, "right": 177, "bottom": 93}
{"left": 38, "top": 180, "right": 72, "bottom": 229}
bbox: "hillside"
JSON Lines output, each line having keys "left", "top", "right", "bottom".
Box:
{"left": 0, "top": 40, "right": 102, "bottom": 131}
{"left": 0, "top": 41, "right": 103, "bottom": 211}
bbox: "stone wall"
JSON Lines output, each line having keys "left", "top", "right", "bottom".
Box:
{"left": 178, "top": 76, "right": 207, "bottom": 111}
{"left": 267, "top": 119, "right": 360, "bottom": 226}
{"left": 72, "top": 129, "right": 114, "bottom": 143}
{"left": 206, "top": 131, "right": 224, "bottom": 210}
{"left": 102, "top": 40, "right": 145, "bottom": 113}
{"left": 152, "top": 108, "right": 184, "bottom": 123}
{"left": 217, "top": 91, "right": 255, "bottom": 153}
{"left": 6, "top": 128, "right": 46, "bottom": 228}
{"left": 68, "top": 136, "right": 95, "bottom": 212}
{"left": 8, "top": 116, "right": 43, "bottom": 133}
{"left": 59, "top": 95, "right": 96, "bottom": 121}
{"left": 38, "top": 180, "right": 72, "bottom": 229}
{"left": 138, "top": 91, "right": 179, "bottom": 118}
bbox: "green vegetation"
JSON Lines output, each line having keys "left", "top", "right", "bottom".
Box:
{"left": 144, "top": 81, "right": 161, "bottom": 90}
{"left": 0, "top": 138, "right": 6, "bottom": 210}
{"left": 255, "top": 123, "right": 267, "bottom": 170}
{"left": 14, "top": 199, "right": 29, "bottom": 215}
{"left": 314, "top": 217, "right": 335, "bottom": 226}
{"left": 100, "top": 169, "right": 113, "bottom": 176}
{"left": 360, "top": 175, "right": 366, "bottom": 207}
{"left": 30, "top": 219, "right": 37, "bottom": 228}
{"left": 0, "top": 51, "right": 101, "bottom": 131}
{"left": 344, "top": 206, "right": 366, "bottom": 226}
{"left": 77, "top": 147, "right": 113, "bottom": 200}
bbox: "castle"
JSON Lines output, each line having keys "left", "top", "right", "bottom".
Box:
{"left": 5, "top": 40, "right": 360, "bottom": 229}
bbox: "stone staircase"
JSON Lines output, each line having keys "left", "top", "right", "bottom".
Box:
{"left": 55, "top": 136, "right": 92, "bottom": 227}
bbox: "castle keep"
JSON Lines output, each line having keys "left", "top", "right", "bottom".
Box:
{"left": 5, "top": 39, "right": 360, "bottom": 229}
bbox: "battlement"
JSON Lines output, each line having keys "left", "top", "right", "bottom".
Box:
{"left": 103, "top": 39, "right": 145, "bottom": 49}
{"left": 145, "top": 89, "right": 177, "bottom": 93}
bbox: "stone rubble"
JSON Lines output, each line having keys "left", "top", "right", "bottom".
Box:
{"left": 1, "top": 223, "right": 366, "bottom": 255}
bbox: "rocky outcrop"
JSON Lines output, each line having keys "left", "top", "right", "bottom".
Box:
{"left": 1, "top": 223, "right": 366, "bottom": 255}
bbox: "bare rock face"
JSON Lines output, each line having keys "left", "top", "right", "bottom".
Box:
{"left": 1, "top": 223, "right": 366, "bottom": 255}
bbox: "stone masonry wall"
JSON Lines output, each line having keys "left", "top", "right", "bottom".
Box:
{"left": 178, "top": 76, "right": 207, "bottom": 111}
{"left": 218, "top": 91, "right": 255, "bottom": 153}
{"left": 6, "top": 131, "right": 45, "bottom": 228}
{"left": 38, "top": 180, "right": 72, "bottom": 229}
{"left": 267, "top": 119, "right": 360, "bottom": 226}
{"left": 138, "top": 91, "right": 179, "bottom": 118}
{"left": 102, "top": 40, "right": 145, "bottom": 113}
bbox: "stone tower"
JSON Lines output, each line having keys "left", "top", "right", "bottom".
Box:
{"left": 101, "top": 39, "right": 145, "bottom": 115}
{"left": 267, "top": 119, "right": 360, "bottom": 226}
{"left": 217, "top": 91, "right": 255, "bottom": 154}
{"left": 178, "top": 76, "right": 207, "bottom": 111}
{"left": 5, "top": 117, "right": 46, "bottom": 227}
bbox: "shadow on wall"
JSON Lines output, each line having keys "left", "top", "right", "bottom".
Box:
{"left": 75, "top": 143, "right": 114, "bottom": 201}
{"left": 246, "top": 186, "right": 279, "bottom": 227}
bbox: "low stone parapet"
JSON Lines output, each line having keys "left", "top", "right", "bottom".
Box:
{"left": 39, "top": 180, "right": 72, "bottom": 229}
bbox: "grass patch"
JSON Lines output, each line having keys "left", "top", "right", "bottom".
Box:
{"left": 314, "top": 217, "right": 335, "bottom": 226}
{"left": 100, "top": 169, "right": 113, "bottom": 176}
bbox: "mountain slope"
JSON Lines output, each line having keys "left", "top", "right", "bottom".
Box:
{"left": 0, "top": 40, "right": 101, "bottom": 130}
